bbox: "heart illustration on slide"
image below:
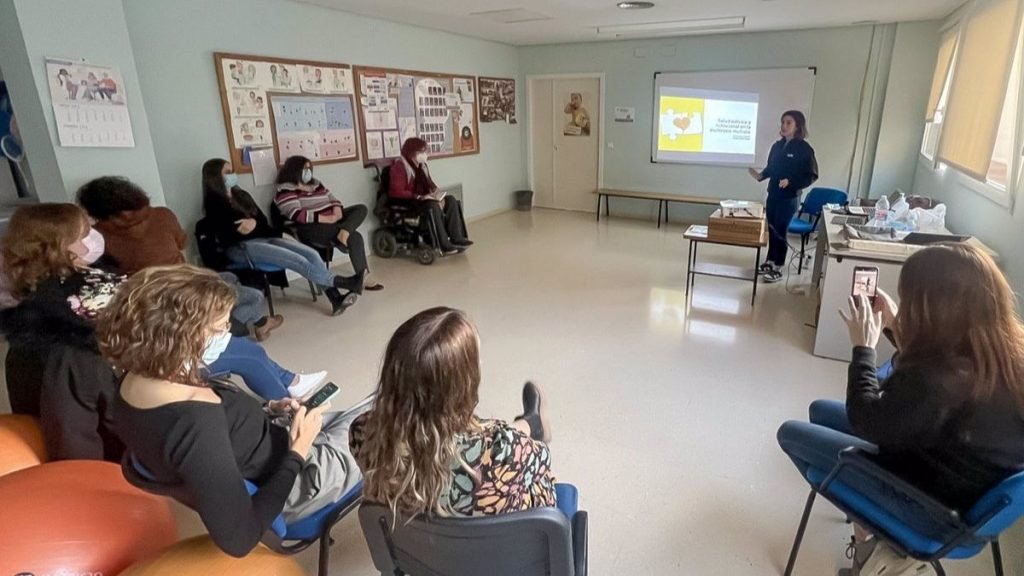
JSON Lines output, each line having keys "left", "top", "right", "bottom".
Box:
{"left": 673, "top": 116, "right": 691, "bottom": 131}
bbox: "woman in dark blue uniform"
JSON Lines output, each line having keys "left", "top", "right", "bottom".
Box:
{"left": 748, "top": 110, "right": 818, "bottom": 283}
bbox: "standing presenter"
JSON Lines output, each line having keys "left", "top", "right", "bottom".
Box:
{"left": 748, "top": 110, "right": 818, "bottom": 283}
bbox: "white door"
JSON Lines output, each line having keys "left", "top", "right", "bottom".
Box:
{"left": 553, "top": 78, "right": 599, "bottom": 212}
{"left": 530, "top": 77, "right": 600, "bottom": 212}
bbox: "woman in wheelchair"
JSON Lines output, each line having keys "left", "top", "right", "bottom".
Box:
{"left": 102, "top": 266, "right": 372, "bottom": 558}
{"left": 778, "top": 243, "right": 1024, "bottom": 573}
{"left": 201, "top": 158, "right": 363, "bottom": 316}
{"left": 273, "top": 155, "right": 382, "bottom": 291}
{"left": 388, "top": 138, "right": 472, "bottom": 253}
{"left": 350, "top": 307, "right": 572, "bottom": 519}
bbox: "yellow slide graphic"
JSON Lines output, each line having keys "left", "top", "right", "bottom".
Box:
{"left": 658, "top": 96, "right": 704, "bottom": 153}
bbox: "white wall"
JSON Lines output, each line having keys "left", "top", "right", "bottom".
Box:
{"left": 122, "top": 0, "right": 524, "bottom": 234}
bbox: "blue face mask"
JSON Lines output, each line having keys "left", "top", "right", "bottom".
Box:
{"left": 301, "top": 168, "right": 313, "bottom": 184}
{"left": 201, "top": 330, "right": 232, "bottom": 366}
{"left": 223, "top": 173, "right": 239, "bottom": 189}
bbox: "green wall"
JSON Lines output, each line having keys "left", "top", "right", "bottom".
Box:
{"left": 519, "top": 23, "right": 937, "bottom": 221}
{"left": 122, "top": 0, "right": 524, "bottom": 233}
{"left": 0, "top": 0, "right": 165, "bottom": 203}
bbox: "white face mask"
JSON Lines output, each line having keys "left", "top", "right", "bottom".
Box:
{"left": 301, "top": 168, "right": 313, "bottom": 184}
{"left": 81, "top": 228, "right": 105, "bottom": 265}
{"left": 415, "top": 152, "right": 428, "bottom": 165}
{"left": 201, "top": 330, "right": 232, "bottom": 366}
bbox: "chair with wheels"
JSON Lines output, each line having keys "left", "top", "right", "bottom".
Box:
{"left": 788, "top": 187, "right": 848, "bottom": 273}
{"left": 358, "top": 483, "right": 588, "bottom": 576}
{"left": 195, "top": 217, "right": 317, "bottom": 317}
{"left": 369, "top": 164, "right": 447, "bottom": 266}
{"left": 783, "top": 446, "right": 1024, "bottom": 576}
{"left": 122, "top": 450, "right": 363, "bottom": 576}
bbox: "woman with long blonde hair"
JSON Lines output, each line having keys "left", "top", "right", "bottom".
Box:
{"left": 778, "top": 243, "right": 1024, "bottom": 573}
{"left": 101, "top": 265, "right": 373, "bottom": 557}
{"left": 349, "top": 307, "right": 570, "bottom": 518}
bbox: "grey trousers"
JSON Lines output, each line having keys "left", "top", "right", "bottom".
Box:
{"left": 282, "top": 394, "right": 375, "bottom": 522}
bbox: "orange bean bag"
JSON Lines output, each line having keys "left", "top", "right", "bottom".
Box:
{"left": 0, "top": 414, "right": 47, "bottom": 476}
{"left": 0, "top": 460, "right": 177, "bottom": 576}
{"left": 118, "top": 536, "right": 306, "bottom": 576}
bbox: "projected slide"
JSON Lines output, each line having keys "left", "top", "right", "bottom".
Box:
{"left": 655, "top": 88, "right": 758, "bottom": 165}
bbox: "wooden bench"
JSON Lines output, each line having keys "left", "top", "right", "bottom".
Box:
{"left": 594, "top": 189, "right": 720, "bottom": 228}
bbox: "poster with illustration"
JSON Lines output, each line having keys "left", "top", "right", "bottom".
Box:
{"left": 563, "top": 92, "right": 591, "bottom": 136}
{"left": 326, "top": 68, "right": 353, "bottom": 94}
{"left": 233, "top": 117, "right": 271, "bottom": 147}
{"left": 269, "top": 94, "right": 358, "bottom": 163}
{"left": 265, "top": 62, "right": 300, "bottom": 93}
{"left": 46, "top": 57, "right": 134, "bottom": 147}
{"left": 301, "top": 65, "right": 326, "bottom": 93}
{"left": 479, "top": 77, "right": 516, "bottom": 124}
{"left": 231, "top": 88, "right": 266, "bottom": 117}
{"left": 222, "top": 58, "right": 260, "bottom": 88}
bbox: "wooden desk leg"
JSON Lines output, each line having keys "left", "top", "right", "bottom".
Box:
{"left": 752, "top": 245, "right": 761, "bottom": 306}
{"left": 596, "top": 194, "right": 602, "bottom": 222}
{"left": 657, "top": 200, "right": 663, "bottom": 229}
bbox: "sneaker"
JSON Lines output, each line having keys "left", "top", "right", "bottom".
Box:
{"left": 288, "top": 370, "right": 328, "bottom": 399}
{"left": 762, "top": 269, "right": 783, "bottom": 283}
{"left": 758, "top": 262, "right": 776, "bottom": 273}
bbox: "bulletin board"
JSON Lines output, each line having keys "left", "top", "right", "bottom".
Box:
{"left": 266, "top": 93, "right": 359, "bottom": 166}
{"left": 353, "top": 66, "right": 479, "bottom": 166}
{"left": 213, "top": 52, "right": 356, "bottom": 173}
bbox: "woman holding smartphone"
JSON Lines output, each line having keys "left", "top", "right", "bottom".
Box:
{"left": 777, "top": 244, "right": 1024, "bottom": 573}
{"left": 102, "top": 265, "right": 373, "bottom": 557}
{"left": 748, "top": 110, "right": 818, "bottom": 283}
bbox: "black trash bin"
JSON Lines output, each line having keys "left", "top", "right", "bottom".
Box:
{"left": 514, "top": 190, "right": 534, "bottom": 211}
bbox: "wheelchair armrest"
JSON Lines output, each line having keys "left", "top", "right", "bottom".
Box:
{"left": 572, "top": 510, "right": 588, "bottom": 576}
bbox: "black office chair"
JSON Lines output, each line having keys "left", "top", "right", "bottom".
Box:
{"left": 358, "top": 498, "right": 588, "bottom": 576}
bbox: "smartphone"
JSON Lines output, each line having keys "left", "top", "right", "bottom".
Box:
{"left": 303, "top": 382, "right": 339, "bottom": 409}
{"left": 851, "top": 266, "right": 879, "bottom": 306}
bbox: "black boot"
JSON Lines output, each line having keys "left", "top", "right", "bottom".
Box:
{"left": 514, "top": 381, "right": 549, "bottom": 443}
{"left": 333, "top": 272, "right": 364, "bottom": 295}
{"left": 324, "top": 287, "right": 357, "bottom": 316}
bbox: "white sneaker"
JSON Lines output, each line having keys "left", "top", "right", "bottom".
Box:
{"left": 288, "top": 370, "right": 328, "bottom": 399}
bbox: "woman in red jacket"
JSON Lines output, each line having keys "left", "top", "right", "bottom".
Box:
{"left": 388, "top": 138, "right": 471, "bottom": 253}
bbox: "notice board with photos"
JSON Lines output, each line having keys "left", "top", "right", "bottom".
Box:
{"left": 213, "top": 52, "right": 357, "bottom": 173}
{"left": 353, "top": 66, "right": 479, "bottom": 166}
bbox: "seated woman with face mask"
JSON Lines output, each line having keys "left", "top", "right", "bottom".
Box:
{"left": 387, "top": 138, "right": 472, "bottom": 254}
{"left": 1, "top": 205, "right": 327, "bottom": 439}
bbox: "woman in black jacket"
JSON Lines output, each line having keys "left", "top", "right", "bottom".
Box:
{"left": 201, "top": 158, "right": 362, "bottom": 316}
{"left": 748, "top": 110, "right": 818, "bottom": 283}
{"left": 777, "top": 243, "right": 1024, "bottom": 572}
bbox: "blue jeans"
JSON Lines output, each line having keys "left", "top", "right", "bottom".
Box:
{"left": 765, "top": 192, "right": 800, "bottom": 266}
{"left": 229, "top": 237, "right": 337, "bottom": 289}
{"left": 219, "top": 272, "right": 266, "bottom": 325}
{"left": 207, "top": 336, "right": 294, "bottom": 400}
{"left": 554, "top": 483, "right": 579, "bottom": 517}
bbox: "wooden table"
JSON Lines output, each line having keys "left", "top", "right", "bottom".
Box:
{"left": 595, "top": 189, "right": 720, "bottom": 228}
{"left": 684, "top": 224, "right": 768, "bottom": 307}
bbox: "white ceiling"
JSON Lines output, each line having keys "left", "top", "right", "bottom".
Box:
{"left": 294, "top": 0, "right": 965, "bottom": 46}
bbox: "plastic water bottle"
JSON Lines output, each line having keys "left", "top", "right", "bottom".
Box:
{"left": 873, "top": 196, "right": 890, "bottom": 227}
{"left": 891, "top": 193, "right": 909, "bottom": 220}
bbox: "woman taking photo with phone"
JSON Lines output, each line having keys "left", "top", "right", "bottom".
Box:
{"left": 102, "top": 265, "right": 373, "bottom": 557}
{"left": 748, "top": 110, "right": 818, "bottom": 283}
{"left": 777, "top": 244, "right": 1024, "bottom": 574}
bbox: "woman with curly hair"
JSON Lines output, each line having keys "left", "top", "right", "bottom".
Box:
{"left": 102, "top": 265, "right": 372, "bottom": 557}
{"left": 349, "top": 307, "right": 574, "bottom": 519}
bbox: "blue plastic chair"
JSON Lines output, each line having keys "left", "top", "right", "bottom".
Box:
{"left": 783, "top": 447, "right": 1024, "bottom": 576}
{"left": 359, "top": 483, "right": 587, "bottom": 576}
{"left": 788, "top": 187, "right": 848, "bottom": 273}
{"left": 123, "top": 453, "right": 362, "bottom": 576}
{"left": 244, "top": 479, "right": 363, "bottom": 576}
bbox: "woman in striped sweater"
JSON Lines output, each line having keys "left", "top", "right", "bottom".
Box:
{"left": 273, "top": 156, "right": 382, "bottom": 291}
